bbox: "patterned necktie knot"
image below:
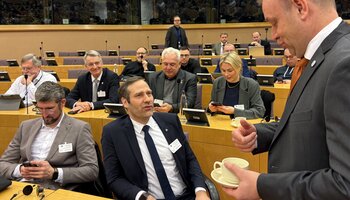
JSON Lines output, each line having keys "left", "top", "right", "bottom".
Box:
{"left": 290, "top": 57, "right": 309, "bottom": 93}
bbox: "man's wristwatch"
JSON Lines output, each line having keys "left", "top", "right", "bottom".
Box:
{"left": 52, "top": 168, "right": 58, "bottom": 181}
{"left": 139, "top": 193, "right": 149, "bottom": 200}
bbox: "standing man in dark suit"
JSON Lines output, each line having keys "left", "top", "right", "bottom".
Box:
{"left": 101, "top": 76, "right": 209, "bottom": 200}
{"left": 148, "top": 47, "right": 197, "bottom": 113}
{"left": 223, "top": 0, "right": 350, "bottom": 200}
{"left": 248, "top": 31, "right": 272, "bottom": 55}
{"left": 165, "top": 16, "right": 189, "bottom": 49}
{"left": 212, "top": 32, "right": 229, "bottom": 55}
{"left": 66, "top": 50, "right": 119, "bottom": 113}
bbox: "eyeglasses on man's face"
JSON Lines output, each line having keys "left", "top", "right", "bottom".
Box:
{"left": 86, "top": 61, "right": 101, "bottom": 67}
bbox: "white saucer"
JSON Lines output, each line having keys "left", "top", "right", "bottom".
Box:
{"left": 231, "top": 121, "right": 239, "bottom": 128}
{"left": 210, "top": 168, "right": 239, "bottom": 188}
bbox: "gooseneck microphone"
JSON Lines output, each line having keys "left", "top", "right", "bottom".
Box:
{"left": 24, "top": 74, "right": 29, "bottom": 114}
{"left": 105, "top": 40, "right": 108, "bottom": 56}
{"left": 39, "top": 41, "right": 44, "bottom": 60}
{"left": 118, "top": 45, "right": 121, "bottom": 64}
{"left": 265, "top": 27, "right": 269, "bottom": 41}
{"left": 147, "top": 36, "right": 150, "bottom": 50}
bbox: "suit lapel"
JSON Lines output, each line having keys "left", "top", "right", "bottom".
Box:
{"left": 86, "top": 74, "right": 93, "bottom": 100}
{"left": 46, "top": 115, "right": 71, "bottom": 160}
{"left": 173, "top": 70, "right": 184, "bottom": 103}
{"left": 156, "top": 73, "right": 165, "bottom": 99}
{"left": 98, "top": 68, "right": 106, "bottom": 92}
{"left": 124, "top": 117, "right": 147, "bottom": 175}
{"left": 238, "top": 78, "right": 249, "bottom": 107}
{"left": 217, "top": 78, "right": 226, "bottom": 102}
{"left": 26, "top": 119, "right": 42, "bottom": 160}
{"left": 271, "top": 21, "right": 350, "bottom": 146}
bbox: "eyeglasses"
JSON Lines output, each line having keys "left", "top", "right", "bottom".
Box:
{"left": 137, "top": 52, "right": 146, "bottom": 55}
{"left": 21, "top": 66, "right": 34, "bottom": 71}
{"left": 180, "top": 54, "right": 190, "bottom": 58}
{"left": 162, "top": 62, "right": 178, "bottom": 68}
{"left": 86, "top": 61, "right": 101, "bottom": 67}
{"left": 261, "top": 116, "right": 280, "bottom": 123}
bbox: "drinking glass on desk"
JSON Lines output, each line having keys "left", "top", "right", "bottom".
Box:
{"left": 32, "top": 100, "right": 41, "bottom": 114}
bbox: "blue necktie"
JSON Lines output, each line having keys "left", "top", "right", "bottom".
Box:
{"left": 142, "top": 125, "right": 176, "bottom": 200}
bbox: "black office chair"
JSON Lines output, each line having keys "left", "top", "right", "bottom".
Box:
{"left": 204, "top": 174, "right": 220, "bottom": 200}
{"left": 72, "top": 142, "right": 113, "bottom": 198}
{"left": 260, "top": 90, "right": 275, "bottom": 118}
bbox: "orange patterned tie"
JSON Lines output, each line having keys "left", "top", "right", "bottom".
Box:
{"left": 290, "top": 57, "right": 309, "bottom": 92}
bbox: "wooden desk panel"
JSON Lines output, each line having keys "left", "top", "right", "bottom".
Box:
{"left": 48, "top": 189, "right": 112, "bottom": 200}
{"left": 0, "top": 181, "right": 55, "bottom": 199}
{"left": 252, "top": 65, "right": 279, "bottom": 75}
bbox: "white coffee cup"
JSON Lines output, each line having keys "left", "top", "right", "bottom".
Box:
{"left": 231, "top": 117, "right": 247, "bottom": 127}
{"left": 213, "top": 157, "right": 249, "bottom": 184}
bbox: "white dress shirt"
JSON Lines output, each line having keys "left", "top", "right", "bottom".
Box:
{"left": 304, "top": 17, "right": 342, "bottom": 59}
{"left": 131, "top": 117, "right": 187, "bottom": 200}
{"left": 5, "top": 70, "right": 57, "bottom": 106}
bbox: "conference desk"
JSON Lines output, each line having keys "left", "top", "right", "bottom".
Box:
{"left": 0, "top": 181, "right": 111, "bottom": 199}
{"left": 0, "top": 80, "right": 289, "bottom": 118}
{"left": 0, "top": 108, "right": 267, "bottom": 200}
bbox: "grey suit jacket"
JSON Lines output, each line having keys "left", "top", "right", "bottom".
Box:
{"left": 212, "top": 42, "right": 225, "bottom": 55}
{"left": 148, "top": 69, "right": 197, "bottom": 113}
{"left": 255, "top": 22, "right": 350, "bottom": 199}
{"left": 210, "top": 76, "right": 265, "bottom": 119}
{"left": 0, "top": 115, "right": 98, "bottom": 189}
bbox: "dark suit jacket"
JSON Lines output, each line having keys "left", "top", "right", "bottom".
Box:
{"left": 148, "top": 69, "right": 197, "bottom": 113}
{"left": 66, "top": 68, "right": 119, "bottom": 109}
{"left": 101, "top": 113, "right": 206, "bottom": 200}
{"left": 254, "top": 21, "right": 350, "bottom": 199}
{"left": 181, "top": 58, "right": 201, "bottom": 74}
{"left": 121, "top": 61, "right": 156, "bottom": 78}
{"left": 165, "top": 26, "right": 189, "bottom": 49}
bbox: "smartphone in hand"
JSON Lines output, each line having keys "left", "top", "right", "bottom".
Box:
{"left": 68, "top": 110, "right": 79, "bottom": 115}
{"left": 22, "top": 161, "right": 38, "bottom": 167}
{"left": 211, "top": 102, "right": 223, "bottom": 106}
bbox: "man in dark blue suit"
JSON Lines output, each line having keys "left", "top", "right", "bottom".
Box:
{"left": 66, "top": 50, "right": 119, "bottom": 113}
{"left": 101, "top": 76, "right": 209, "bottom": 200}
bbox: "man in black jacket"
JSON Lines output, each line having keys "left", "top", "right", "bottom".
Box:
{"left": 165, "top": 16, "right": 189, "bottom": 49}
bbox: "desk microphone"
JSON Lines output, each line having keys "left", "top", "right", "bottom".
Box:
{"left": 39, "top": 41, "right": 44, "bottom": 60}
{"left": 176, "top": 79, "right": 183, "bottom": 92}
{"left": 105, "top": 40, "right": 108, "bottom": 56}
{"left": 118, "top": 45, "right": 121, "bottom": 64}
{"left": 147, "top": 36, "right": 150, "bottom": 50}
{"left": 24, "top": 74, "right": 29, "bottom": 114}
{"left": 265, "top": 27, "right": 269, "bottom": 41}
{"left": 140, "top": 55, "right": 144, "bottom": 63}
{"left": 198, "top": 45, "right": 201, "bottom": 59}
{"left": 201, "top": 34, "right": 204, "bottom": 53}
